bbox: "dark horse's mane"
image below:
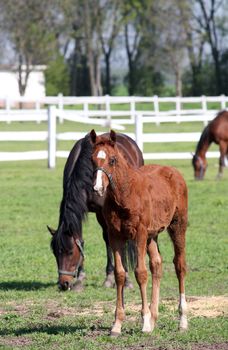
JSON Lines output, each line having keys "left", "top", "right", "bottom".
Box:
{"left": 51, "top": 134, "right": 93, "bottom": 253}
{"left": 195, "top": 124, "right": 210, "bottom": 154}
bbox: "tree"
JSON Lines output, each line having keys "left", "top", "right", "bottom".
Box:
{"left": 177, "top": 0, "right": 205, "bottom": 95}
{"left": 98, "top": 0, "right": 124, "bottom": 95}
{"left": 83, "top": 0, "right": 103, "bottom": 96}
{"left": 151, "top": 0, "right": 189, "bottom": 96}
{"left": 122, "top": 1, "right": 153, "bottom": 95}
{"left": 195, "top": 0, "right": 227, "bottom": 94}
{"left": 0, "top": 0, "right": 58, "bottom": 96}
{"left": 45, "top": 54, "right": 70, "bottom": 96}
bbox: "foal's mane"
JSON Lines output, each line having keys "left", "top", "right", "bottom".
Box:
{"left": 51, "top": 134, "right": 93, "bottom": 252}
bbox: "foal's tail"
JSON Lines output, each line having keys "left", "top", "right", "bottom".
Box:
{"left": 124, "top": 240, "right": 137, "bottom": 271}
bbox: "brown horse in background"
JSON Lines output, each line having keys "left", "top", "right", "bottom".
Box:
{"left": 91, "top": 129, "right": 188, "bottom": 336}
{"left": 192, "top": 110, "right": 228, "bottom": 180}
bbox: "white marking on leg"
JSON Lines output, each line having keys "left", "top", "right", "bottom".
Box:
{"left": 111, "top": 320, "right": 122, "bottom": 335}
{"left": 142, "top": 311, "right": 152, "bottom": 333}
{"left": 179, "top": 293, "right": 188, "bottom": 330}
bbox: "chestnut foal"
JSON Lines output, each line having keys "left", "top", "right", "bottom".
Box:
{"left": 91, "top": 130, "right": 188, "bottom": 336}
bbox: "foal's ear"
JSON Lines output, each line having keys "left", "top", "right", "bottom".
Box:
{"left": 90, "top": 129, "right": 97, "bottom": 144}
{"left": 110, "top": 130, "right": 116, "bottom": 144}
{"left": 47, "top": 225, "right": 56, "bottom": 236}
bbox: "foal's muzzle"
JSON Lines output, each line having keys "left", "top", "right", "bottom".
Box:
{"left": 93, "top": 166, "right": 115, "bottom": 196}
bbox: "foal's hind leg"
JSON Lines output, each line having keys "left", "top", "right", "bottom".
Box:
{"left": 168, "top": 216, "right": 188, "bottom": 331}
{"left": 147, "top": 237, "right": 162, "bottom": 331}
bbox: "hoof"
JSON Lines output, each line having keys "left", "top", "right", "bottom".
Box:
{"left": 78, "top": 271, "right": 86, "bottom": 282}
{"left": 124, "top": 278, "right": 134, "bottom": 289}
{"left": 103, "top": 273, "right": 115, "bottom": 288}
{"left": 110, "top": 331, "right": 121, "bottom": 337}
{"left": 179, "top": 317, "right": 188, "bottom": 332}
{"left": 142, "top": 312, "right": 153, "bottom": 333}
{"left": 71, "top": 281, "right": 84, "bottom": 292}
{"left": 179, "top": 325, "right": 188, "bottom": 333}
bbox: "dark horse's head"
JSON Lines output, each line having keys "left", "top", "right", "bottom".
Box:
{"left": 48, "top": 136, "right": 93, "bottom": 290}
{"left": 192, "top": 154, "right": 207, "bottom": 180}
{"left": 48, "top": 223, "right": 84, "bottom": 290}
{"left": 48, "top": 224, "right": 84, "bottom": 291}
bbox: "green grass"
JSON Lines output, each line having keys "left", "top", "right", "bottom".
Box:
{"left": 0, "top": 119, "right": 227, "bottom": 349}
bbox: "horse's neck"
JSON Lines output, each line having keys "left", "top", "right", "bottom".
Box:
{"left": 109, "top": 165, "right": 137, "bottom": 208}
{"left": 196, "top": 127, "right": 211, "bottom": 158}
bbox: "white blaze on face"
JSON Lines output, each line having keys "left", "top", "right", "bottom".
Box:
{"left": 94, "top": 150, "right": 106, "bottom": 195}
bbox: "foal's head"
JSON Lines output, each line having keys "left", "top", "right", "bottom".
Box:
{"left": 90, "top": 129, "right": 119, "bottom": 197}
{"left": 192, "top": 154, "right": 207, "bottom": 180}
{"left": 48, "top": 225, "right": 84, "bottom": 291}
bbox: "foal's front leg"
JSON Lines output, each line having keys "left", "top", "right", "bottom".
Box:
{"left": 110, "top": 237, "right": 126, "bottom": 336}
{"left": 135, "top": 232, "right": 152, "bottom": 333}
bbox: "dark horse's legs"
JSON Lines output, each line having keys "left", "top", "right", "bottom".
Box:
{"left": 71, "top": 246, "right": 86, "bottom": 292}
{"left": 96, "top": 209, "right": 133, "bottom": 288}
{"left": 96, "top": 210, "right": 115, "bottom": 287}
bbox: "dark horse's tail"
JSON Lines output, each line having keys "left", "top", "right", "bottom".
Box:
{"left": 124, "top": 240, "right": 137, "bottom": 271}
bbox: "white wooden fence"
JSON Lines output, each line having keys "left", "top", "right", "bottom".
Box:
{"left": 1, "top": 95, "right": 226, "bottom": 167}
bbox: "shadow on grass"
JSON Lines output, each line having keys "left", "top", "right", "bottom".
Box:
{"left": 0, "top": 281, "right": 55, "bottom": 291}
{"left": 0, "top": 323, "right": 110, "bottom": 337}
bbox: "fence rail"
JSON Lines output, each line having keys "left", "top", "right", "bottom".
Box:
{"left": 0, "top": 95, "right": 226, "bottom": 167}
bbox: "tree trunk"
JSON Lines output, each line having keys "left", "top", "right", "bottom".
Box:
{"left": 175, "top": 67, "right": 182, "bottom": 96}
{"left": 105, "top": 53, "right": 111, "bottom": 95}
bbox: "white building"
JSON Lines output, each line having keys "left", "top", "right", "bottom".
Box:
{"left": 0, "top": 65, "right": 46, "bottom": 107}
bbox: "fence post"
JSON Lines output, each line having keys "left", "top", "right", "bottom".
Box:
{"left": 105, "top": 94, "right": 111, "bottom": 129}
{"left": 130, "top": 96, "right": 135, "bottom": 122}
{"left": 135, "top": 113, "right": 143, "bottom": 151}
{"left": 176, "top": 96, "right": 181, "bottom": 124}
{"left": 201, "top": 95, "right": 207, "bottom": 126}
{"left": 84, "top": 100, "right": 89, "bottom": 118}
{"left": 58, "top": 93, "right": 64, "bottom": 123}
{"left": 48, "top": 106, "right": 56, "bottom": 169}
{"left": 220, "top": 94, "right": 226, "bottom": 110}
{"left": 154, "top": 95, "right": 160, "bottom": 125}
{"left": 6, "top": 96, "right": 11, "bottom": 124}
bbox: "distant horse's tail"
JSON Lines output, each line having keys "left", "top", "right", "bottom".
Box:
{"left": 123, "top": 240, "right": 137, "bottom": 271}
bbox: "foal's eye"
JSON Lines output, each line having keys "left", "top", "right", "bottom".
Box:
{"left": 109, "top": 157, "right": 116, "bottom": 166}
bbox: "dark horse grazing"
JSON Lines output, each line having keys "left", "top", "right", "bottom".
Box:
{"left": 91, "top": 130, "right": 188, "bottom": 336}
{"left": 48, "top": 132, "right": 143, "bottom": 291}
{"left": 192, "top": 110, "right": 228, "bottom": 180}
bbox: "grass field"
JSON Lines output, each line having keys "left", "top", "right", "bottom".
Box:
{"left": 0, "top": 120, "right": 227, "bottom": 349}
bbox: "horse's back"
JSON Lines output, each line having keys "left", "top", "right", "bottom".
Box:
{"left": 210, "top": 111, "right": 228, "bottom": 142}
{"left": 115, "top": 133, "right": 144, "bottom": 167}
{"left": 140, "top": 164, "right": 188, "bottom": 208}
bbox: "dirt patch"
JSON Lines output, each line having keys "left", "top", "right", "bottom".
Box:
{"left": 190, "top": 343, "right": 228, "bottom": 350}
{"left": 4, "top": 296, "right": 228, "bottom": 320}
{"left": 187, "top": 296, "right": 228, "bottom": 318}
{"left": 1, "top": 297, "right": 227, "bottom": 350}
{"left": 163, "top": 295, "right": 228, "bottom": 318}
{"left": 0, "top": 336, "right": 33, "bottom": 347}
